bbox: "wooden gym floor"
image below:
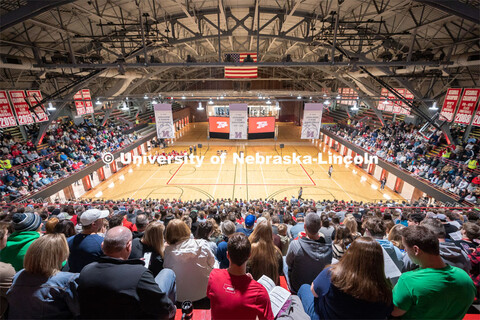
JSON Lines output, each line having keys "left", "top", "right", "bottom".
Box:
{"left": 82, "top": 123, "right": 404, "bottom": 202}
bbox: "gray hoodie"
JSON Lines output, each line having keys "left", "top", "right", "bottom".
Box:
{"left": 403, "top": 241, "right": 471, "bottom": 273}
{"left": 286, "top": 236, "right": 332, "bottom": 293}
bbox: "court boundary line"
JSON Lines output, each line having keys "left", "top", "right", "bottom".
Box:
{"left": 166, "top": 162, "right": 185, "bottom": 185}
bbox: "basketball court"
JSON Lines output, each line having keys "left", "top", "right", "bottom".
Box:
{"left": 82, "top": 123, "right": 404, "bottom": 202}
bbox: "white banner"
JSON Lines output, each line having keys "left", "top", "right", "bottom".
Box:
{"left": 301, "top": 103, "right": 323, "bottom": 139}
{"left": 154, "top": 104, "right": 175, "bottom": 139}
{"left": 229, "top": 104, "right": 248, "bottom": 139}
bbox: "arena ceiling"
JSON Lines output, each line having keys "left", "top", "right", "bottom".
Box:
{"left": 0, "top": 0, "right": 479, "bottom": 121}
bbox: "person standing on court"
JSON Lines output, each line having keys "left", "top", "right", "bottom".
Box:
{"left": 381, "top": 177, "right": 387, "bottom": 190}
{"left": 328, "top": 165, "right": 333, "bottom": 178}
{"left": 298, "top": 187, "right": 303, "bottom": 201}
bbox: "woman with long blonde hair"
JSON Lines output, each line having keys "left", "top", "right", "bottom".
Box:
{"left": 129, "top": 221, "right": 165, "bottom": 277}
{"left": 247, "top": 221, "right": 283, "bottom": 285}
{"left": 298, "top": 237, "right": 393, "bottom": 319}
{"left": 7, "top": 234, "right": 80, "bottom": 319}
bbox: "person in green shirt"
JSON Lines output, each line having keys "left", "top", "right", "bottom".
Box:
{"left": 0, "top": 212, "right": 42, "bottom": 271}
{"left": 392, "top": 225, "right": 476, "bottom": 319}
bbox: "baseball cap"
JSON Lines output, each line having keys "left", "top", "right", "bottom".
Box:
{"left": 80, "top": 209, "right": 109, "bottom": 226}
{"left": 245, "top": 214, "right": 256, "bottom": 227}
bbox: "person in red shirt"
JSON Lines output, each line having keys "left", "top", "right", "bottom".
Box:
{"left": 207, "top": 232, "right": 273, "bottom": 320}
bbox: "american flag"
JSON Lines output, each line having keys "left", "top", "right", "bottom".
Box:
{"left": 224, "top": 53, "right": 258, "bottom": 78}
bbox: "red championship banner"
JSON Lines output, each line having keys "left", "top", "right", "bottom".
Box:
{"left": 82, "top": 89, "right": 94, "bottom": 114}
{"left": 338, "top": 88, "right": 358, "bottom": 106}
{"left": 471, "top": 107, "right": 480, "bottom": 126}
{"left": 0, "top": 90, "right": 17, "bottom": 128}
{"left": 74, "top": 90, "right": 86, "bottom": 116}
{"left": 454, "top": 88, "right": 480, "bottom": 125}
{"left": 26, "top": 90, "right": 48, "bottom": 122}
{"left": 8, "top": 90, "right": 34, "bottom": 125}
{"left": 440, "top": 88, "right": 462, "bottom": 122}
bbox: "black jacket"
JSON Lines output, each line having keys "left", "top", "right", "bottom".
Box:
{"left": 78, "top": 256, "right": 175, "bottom": 319}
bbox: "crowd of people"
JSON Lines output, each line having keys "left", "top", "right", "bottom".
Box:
{"left": 328, "top": 120, "right": 480, "bottom": 204}
{"left": 0, "top": 120, "right": 140, "bottom": 202}
{"left": 0, "top": 196, "right": 478, "bottom": 319}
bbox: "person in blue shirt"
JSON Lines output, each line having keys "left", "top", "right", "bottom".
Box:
{"left": 67, "top": 209, "right": 109, "bottom": 273}
{"left": 236, "top": 215, "right": 256, "bottom": 237}
{"left": 216, "top": 220, "right": 236, "bottom": 268}
{"left": 298, "top": 237, "right": 393, "bottom": 320}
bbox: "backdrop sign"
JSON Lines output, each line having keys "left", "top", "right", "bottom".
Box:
{"left": 0, "top": 90, "right": 17, "bottom": 128}
{"left": 208, "top": 117, "right": 230, "bottom": 133}
{"left": 440, "top": 88, "right": 462, "bottom": 122}
{"left": 301, "top": 103, "right": 323, "bottom": 139}
{"left": 8, "top": 90, "right": 34, "bottom": 125}
{"left": 26, "top": 90, "right": 49, "bottom": 122}
{"left": 248, "top": 117, "right": 275, "bottom": 133}
{"left": 154, "top": 103, "right": 175, "bottom": 139}
{"left": 454, "top": 88, "right": 480, "bottom": 125}
{"left": 229, "top": 104, "right": 248, "bottom": 139}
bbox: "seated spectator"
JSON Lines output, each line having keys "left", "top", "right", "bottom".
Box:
{"left": 332, "top": 225, "right": 354, "bottom": 259}
{"left": 207, "top": 233, "right": 273, "bottom": 320}
{"left": 363, "top": 217, "right": 404, "bottom": 272}
{"left": 403, "top": 218, "right": 471, "bottom": 273}
{"left": 298, "top": 237, "right": 393, "bottom": 320}
{"left": 289, "top": 213, "right": 305, "bottom": 238}
{"left": 277, "top": 223, "right": 290, "bottom": 256}
{"left": 392, "top": 226, "right": 476, "bottom": 319}
{"left": 164, "top": 219, "right": 215, "bottom": 306}
{"left": 132, "top": 214, "right": 148, "bottom": 239}
{"left": 387, "top": 224, "right": 406, "bottom": 250}
{"left": 247, "top": 221, "right": 283, "bottom": 285}
{"left": 0, "top": 222, "right": 15, "bottom": 319}
{"left": 67, "top": 209, "right": 108, "bottom": 272}
{"left": 78, "top": 226, "right": 176, "bottom": 319}
{"left": 53, "top": 220, "right": 76, "bottom": 238}
{"left": 319, "top": 215, "right": 335, "bottom": 244}
{"left": 216, "top": 220, "right": 236, "bottom": 269}
{"left": 7, "top": 234, "right": 79, "bottom": 319}
{"left": 129, "top": 221, "right": 165, "bottom": 277}
{"left": 195, "top": 220, "right": 217, "bottom": 256}
{"left": 455, "top": 222, "right": 480, "bottom": 253}
{"left": 236, "top": 214, "right": 255, "bottom": 236}
{"left": 45, "top": 216, "right": 59, "bottom": 234}
{"left": 0, "top": 212, "right": 42, "bottom": 271}
{"left": 286, "top": 212, "right": 332, "bottom": 293}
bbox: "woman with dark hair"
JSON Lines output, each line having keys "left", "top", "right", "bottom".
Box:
{"left": 53, "top": 220, "right": 76, "bottom": 238}
{"left": 332, "top": 225, "right": 354, "bottom": 259}
{"left": 298, "top": 237, "right": 393, "bottom": 320}
{"left": 319, "top": 215, "right": 335, "bottom": 243}
{"left": 195, "top": 220, "right": 217, "bottom": 255}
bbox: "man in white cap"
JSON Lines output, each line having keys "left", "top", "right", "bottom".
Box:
{"left": 67, "top": 208, "right": 109, "bottom": 272}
